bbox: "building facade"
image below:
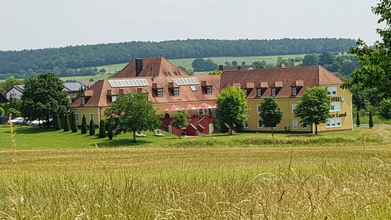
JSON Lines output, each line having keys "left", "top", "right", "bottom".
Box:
{"left": 221, "top": 66, "right": 353, "bottom": 132}
{"left": 72, "top": 58, "right": 220, "bottom": 135}
{"left": 72, "top": 58, "right": 353, "bottom": 135}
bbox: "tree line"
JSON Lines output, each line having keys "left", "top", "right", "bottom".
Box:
{"left": 0, "top": 39, "right": 356, "bottom": 78}
{"left": 193, "top": 52, "right": 359, "bottom": 78}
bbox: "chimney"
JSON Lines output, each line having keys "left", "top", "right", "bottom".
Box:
{"left": 135, "top": 58, "right": 144, "bottom": 76}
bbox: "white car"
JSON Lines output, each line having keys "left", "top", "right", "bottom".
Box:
{"left": 30, "top": 120, "right": 46, "bottom": 126}
{"left": 8, "top": 117, "right": 25, "bottom": 125}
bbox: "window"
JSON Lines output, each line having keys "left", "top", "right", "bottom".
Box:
{"left": 326, "top": 117, "right": 342, "bottom": 128}
{"left": 291, "top": 104, "right": 297, "bottom": 113}
{"left": 327, "top": 87, "right": 337, "bottom": 97}
{"left": 191, "top": 85, "right": 198, "bottom": 92}
{"left": 291, "top": 87, "right": 298, "bottom": 96}
{"left": 203, "top": 86, "right": 213, "bottom": 95}
{"left": 256, "top": 88, "right": 263, "bottom": 97}
{"left": 157, "top": 88, "right": 164, "bottom": 97}
{"left": 172, "top": 87, "right": 180, "bottom": 96}
{"left": 330, "top": 102, "right": 341, "bottom": 113}
{"left": 271, "top": 88, "right": 277, "bottom": 97}
{"left": 112, "top": 96, "right": 118, "bottom": 102}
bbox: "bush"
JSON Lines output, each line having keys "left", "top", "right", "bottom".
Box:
{"left": 379, "top": 99, "right": 391, "bottom": 119}
{"left": 89, "top": 117, "right": 95, "bottom": 136}
{"left": 63, "top": 114, "right": 70, "bottom": 132}
{"left": 107, "top": 121, "right": 113, "bottom": 141}
{"left": 70, "top": 112, "right": 77, "bottom": 133}
{"left": 173, "top": 111, "right": 188, "bottom": 128}
{"left": 81, "top": 115, "right": 87, "bottom": 134}
{"left": 54, "top": 113, "right": 61, "bottom": 130}
{"left": 98, "top": 120, "right": 106, "bottom": 138}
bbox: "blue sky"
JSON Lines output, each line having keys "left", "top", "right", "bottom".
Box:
{"left": 0, "top": 0, "right": 380, "bottom": 50}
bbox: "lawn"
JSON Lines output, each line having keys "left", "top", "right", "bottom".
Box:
{"left": 0, "top": 124, "right": 385, "bottom": 150}
{"left": 1, "top": 125, "right": 391, "bottom": 219}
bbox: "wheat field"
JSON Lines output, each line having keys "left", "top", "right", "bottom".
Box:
{"left": 1, "top": 141, "right": 391, "bottom": 219}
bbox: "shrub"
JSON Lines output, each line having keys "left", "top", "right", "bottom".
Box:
{"left": 81, "top": 115, "right": 87, "bottom": 134}
{"left": 369, "top": 112, "right": 374, "bottom": 129}
{"left": 98, "top": 120, "right": 106, "bottom": 138}
{"left": 379, "top": 98, "right": 391, "bottom": 119}
{"left": 63, "top": 114, "right": 70, "bottom": 132}
{"left": 70, "top": 112, "right": 77, "bottom": 133}
{"left": 173, "top": 111, "right": 188, "bottom": 128}
{"left": 54, "top": 113, "right": 61, "bottom": 130}
{"left": 107, "top": 121, "right": 113, "bottom": 141}
{"left": 89, "top": 117, "right": 95, "bottom": 136}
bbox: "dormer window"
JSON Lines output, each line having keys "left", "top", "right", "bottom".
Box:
{"left": 291, "top": 87, "right": 298, "bottom": 96}
{"left": 271, "top": 88, "right": 278, "bottom": 97}
{"left": 172, "top": 87, "right": 180, "bottom": 96}
{"left": 203, "top": 86, "right": 213, "bottom": 95}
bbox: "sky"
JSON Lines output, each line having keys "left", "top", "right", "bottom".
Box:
{"left": 0, "top": 0, "right": 380, "bottom": 51}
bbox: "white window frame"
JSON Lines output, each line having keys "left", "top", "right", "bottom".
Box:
{"left": 330, "top": 102, "right": 341, "bottom": 113}
{"left": 327, "top": 87, "right": 337, "bottom": 97}
{"left": 326, "top": 117, "right": 342, "bottom": 128}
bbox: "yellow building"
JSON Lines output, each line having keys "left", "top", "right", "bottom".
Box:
{"left": 221, "top": 66, "right": 353, "bottom": 133}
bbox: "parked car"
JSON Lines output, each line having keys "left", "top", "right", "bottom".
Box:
{"left": 8, "top": 117, "right": 25, "bottom": 125}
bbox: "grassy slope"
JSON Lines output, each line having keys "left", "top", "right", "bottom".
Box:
{"left": 1, "top": 125, "right": 391, "bottom": 218}
{"left": 92, "top": 54, "right": 306, "bottom": 77}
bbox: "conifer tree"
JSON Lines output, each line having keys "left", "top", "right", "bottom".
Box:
{"left": 81, "top": 115, "right": 87, "bottom": 134}
{"left": 89, "top": 116, "right": 95, "bottom": 136}
{"left": 98, "top": 120, "right": 106, "bottom": 138}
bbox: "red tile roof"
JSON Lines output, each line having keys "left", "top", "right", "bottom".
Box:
{"left": 113, "top": 57, "right": 188, "bottom": 78}
{"left": 220, "top": 66, "right": 343, "bottom": 98}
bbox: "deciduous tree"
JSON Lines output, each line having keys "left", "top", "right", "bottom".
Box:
{"left": 259, "top": 98, "right": 283, "bottom": 136}
{"left": 216, "top": 87, "right": 248, "bottom": 135}
{"left": 106, "top": 93, "right": 159, "bottom": 142}
{"left": 294, "top": 87, "right": 331, "bottom": 135}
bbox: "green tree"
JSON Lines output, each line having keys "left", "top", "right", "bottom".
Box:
{"left": 319, "top": 52, "right": 336, "bottom": 66}
{"left": 216, "top": 87, "right": 248, "bottom": 135}
{"left": 63, "top": 114, "right": 70, "bottom": 132}
{"left": 294, "top": 87, "right": 331, "bottom": 135}
{"left": 259, "top": 98, "right": 283, "bottom": 136}
{"left": 303, "top": 54, "right": 319, "bottom": 66}
{"left": 192, "top": 58, "right": 218, "bottom": 72}
{"left": 81, "top": 115, "right": 87, "bottom": 134}
{"left": 99, "top": 120, "right": 106, "bottom": 138}
{"left": 89, "top": 117, "right": 95, "bottom": 136}
{"left": 70, "top": 112, "right": 77, "bottom": 133}
{"left": 106, "top": 93, "right": 159, "bottom": 142}
{"left": 173, "top": 111, "right": 188, "bottom": 128}
{"left": 21, "top": 73, "right": 69, "bottom": 128}
{"left": 0, "top": 106, "right": 5, "bottom": 118}
{"left": 379, "top": 98, "right": 391, "bottom": 119}
{"left": 350, "top": 0, "right": 391, "bottom": 116}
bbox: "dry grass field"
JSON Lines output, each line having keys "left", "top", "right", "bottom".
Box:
{"left": 0, "top": 125, "right": 391, "bottom": 219}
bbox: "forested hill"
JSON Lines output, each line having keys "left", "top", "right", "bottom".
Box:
{"left": 0, "top": 38, "right": 356, "bottom": 77}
